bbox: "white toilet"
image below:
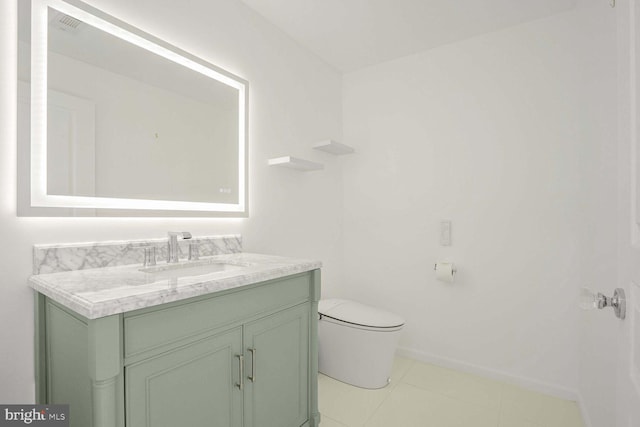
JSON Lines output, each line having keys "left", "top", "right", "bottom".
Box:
{"left": 318, "top": 298, "right": 405, "bottom": 389}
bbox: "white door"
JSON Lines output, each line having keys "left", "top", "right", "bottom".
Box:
{"left": 618, "top": 1, "right": 640, "bottom": 426}
{"left": 616, "top": 275, "right": 640, "bottom": 426}
{"left": 17, "top": 81, "right": 95, "bottom": 216}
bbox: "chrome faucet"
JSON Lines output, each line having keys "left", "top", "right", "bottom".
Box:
{"left": 167, "top": 231, "right": 192, "bottom": 263}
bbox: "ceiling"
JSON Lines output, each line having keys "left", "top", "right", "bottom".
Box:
{"left": 240, "top": 0, "right": 578, "bottom": 73}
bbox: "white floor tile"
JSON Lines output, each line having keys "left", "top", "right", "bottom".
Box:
{"left": 498, "top": 410, "right": 543, "bottom": 427}
{"left": 319, "top": 357, "right": 585, "bottom": 427}
{"left": 539, "top": 400, "right": 584, "bottom": 427}
{"left": 364, "top": 383, "right": 447, "bottom": 427}
{"left": 500, "top": 383, "right": 584, "bottom": 427}
{"left": 402, "top": 361, "right": 503, "bottom": 411}
{"left": 437, "top": 396, "right": 500, "bottom": 427}
{"left": 319, "top": 415, "right": 349, "bottom": 427}
{"left": 319, "top": 374, "right": 392, "bottom": 427}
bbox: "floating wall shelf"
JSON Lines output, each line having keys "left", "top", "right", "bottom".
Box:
{"left": 313, "top": 140, "right": 354, "bottom": 155}
{"left": 268, "top": 156, "right": 324, "bottom": 171}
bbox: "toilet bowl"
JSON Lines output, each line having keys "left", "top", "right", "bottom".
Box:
{"left": 318, "top": 298, "right": 404, "bottom": 389}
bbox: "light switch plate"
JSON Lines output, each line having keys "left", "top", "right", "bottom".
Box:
{"left": 440, "top": 220, "right": 452, "bottom": 246}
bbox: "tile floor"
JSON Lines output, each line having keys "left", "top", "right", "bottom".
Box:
{"left": 318, "top": 357, "right": 585, "bottom": 427}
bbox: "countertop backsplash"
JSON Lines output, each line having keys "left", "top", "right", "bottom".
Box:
{"left": 33, "top": 235, "right": 242, "bottom": 275}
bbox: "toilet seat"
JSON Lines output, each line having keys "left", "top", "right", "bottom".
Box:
{"left": 319, "top": 299, "right": 404, "bottom": 332}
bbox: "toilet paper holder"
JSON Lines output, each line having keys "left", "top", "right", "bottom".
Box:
{"left": 433, "top": 263, "right": 457, "bottom": 273}
{"left": 580, "top": 287, "right": 626, "bottom": 320}
{"left": 433, "top": 262, "right": 456, "bottom": 284}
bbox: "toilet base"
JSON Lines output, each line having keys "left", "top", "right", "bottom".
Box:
{"left": 318, "top": 320, "right": 401, "bottom": 389}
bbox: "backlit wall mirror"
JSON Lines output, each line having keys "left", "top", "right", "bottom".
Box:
{"left": 17, "top": 0, "right": 248, "bottom": 216}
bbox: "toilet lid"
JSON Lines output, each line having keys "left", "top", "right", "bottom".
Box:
{"left": 319, "top": 299, "right": 405, "bottom": 329}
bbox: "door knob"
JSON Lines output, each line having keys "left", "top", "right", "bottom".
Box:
{"left": 580, "top": 287, "right": 626, "bottom": 320}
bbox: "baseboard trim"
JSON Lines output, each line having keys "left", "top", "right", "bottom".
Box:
{"left": 575, "top": 391, "right": 593, "bottom": 427}
{"left": 396, "top": 346, "right": 579, "bottom": 402}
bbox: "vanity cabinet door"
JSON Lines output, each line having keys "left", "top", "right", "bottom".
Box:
{"left": 125, "top": 327, "right": 243, "bottom": 427}
{"left": 243, "top": 304, "right": 310, "bottom": 427}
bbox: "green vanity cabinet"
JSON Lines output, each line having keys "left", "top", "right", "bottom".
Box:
{"left": 35, "top": 270, "right": 321, "bottom": 427}
{"left": 243, "top": 304, "right": 310, "bottom": 427}
{"left": 125, "top": 327, "right": 244, "bottom": 427}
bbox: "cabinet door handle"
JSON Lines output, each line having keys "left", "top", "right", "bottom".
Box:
{"left": 235, "top": 354, "right": 244, "bottom": 390}
{"left": 248, "top": 348, "right": 256, "bottom": 382}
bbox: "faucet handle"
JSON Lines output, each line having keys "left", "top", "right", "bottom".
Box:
{"left": 189, "top": 242, "right": 200, "bottom": 261}
{"left": 143, "top": 246, "right": 157, "bottom": 267}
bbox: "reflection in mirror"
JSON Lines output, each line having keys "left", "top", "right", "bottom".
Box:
{"left": 17, "top": 0, "right": 248, "bottom": 216}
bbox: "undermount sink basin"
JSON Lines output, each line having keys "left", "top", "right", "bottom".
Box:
{"left": 140, "top": 260, "right": 245, "bottom": 279}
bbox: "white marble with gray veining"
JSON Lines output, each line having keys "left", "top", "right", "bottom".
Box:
{"left": 33, "top": 235, "right": 242, "bottom": 274}
{"left": 29, "top": 252, "right": 321, "bottom": 319}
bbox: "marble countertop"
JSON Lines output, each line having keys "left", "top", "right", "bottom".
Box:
{"left": 29, "top": 253, "right": 321, "bottom": 319}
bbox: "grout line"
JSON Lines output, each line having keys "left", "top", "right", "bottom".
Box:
{"left": 496, "top": 383, "right": 506, "bottom": 427}
{"left": 322, "top": 414, "right": 350, "bottom": 427}
{"left": 360, "top": 385, "right": 394, "bottom": 426}
{"left": 390, "top": 357, "right": 415, "bottom": 389}
{"left": 360, "top": 359, "right": 418, "bottom": 426}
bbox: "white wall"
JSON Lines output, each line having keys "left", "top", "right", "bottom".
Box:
{"left": 0, "top": 0, "right": 343, "bottom": 402}
{"left": 341, "top": 0, "right": 617, "bottom": 399}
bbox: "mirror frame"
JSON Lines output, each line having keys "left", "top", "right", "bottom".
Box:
{"left": 25, "top": 0, "right": 248, "bottom": 216}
